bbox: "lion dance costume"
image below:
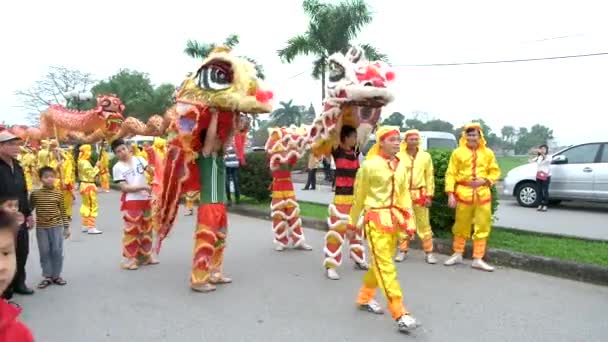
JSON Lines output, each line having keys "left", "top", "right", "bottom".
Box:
{"left": 265, "top": 127, "right": 312, "bottom": 252}
{"left": 395, "top": 129, "right": 437, "bottom": 264}
{"left": 351, "top": 126, "right": 419, "bottom": 332}
{"left": 443, "top": 122, "right": 500, "bottom": 271}
{"left": 307, "top": 46, "right": 395, "bottom": 279}
{"left": 155, "top": 46, "right": 273, "bottom": 292}
{"left": 78, "top": 144, "right": 102, "bottom": 234}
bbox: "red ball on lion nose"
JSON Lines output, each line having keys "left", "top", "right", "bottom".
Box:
{"left": 256, "top": 90, "right": 274, "bottom": 103}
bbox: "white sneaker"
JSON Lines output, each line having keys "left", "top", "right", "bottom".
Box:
{"left": 354, "top": 261, "right": 369, "bottom": 270}
{"left": 294, "top": 243, "right": 313, "bottom": 251}
{"left": 359, "top": 299, "right": 384, "bottom": 314}
{"left": 397, "top": 314, "right": 420, "bottom": 332}
{"left": 87, "top": 228, "right": 103, "bottom": 235}
{"left": 326, "top": 268, "right": 340, "bottom": 280}
{"left": 395, "top": 251, "right": 407, "bottom": 262}
{"left": 471, "top": 258, "right": 495, "bottom": 272}
{"left": 443, "top": 253, "right": 463, "bottom": 266}
{"left": 425, "top": 253, "right": 438, "bottom": 264}
{"left": 275, "top": 244, "right": 285, "bottom": 252}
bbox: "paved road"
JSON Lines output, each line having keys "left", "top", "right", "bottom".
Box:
{"left": 13, "top": 192, "right": 608, "bottom": 341}
{"left": 294, "top": 185, "right": 608, "bottom": 241}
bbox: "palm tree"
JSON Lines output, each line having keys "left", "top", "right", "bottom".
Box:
{"left": 184, "top": 34, "right": 265, "bottom": 80}
{"left": 270, "top": 100, "right": 303, "bottom": 127}
{"left": 278, "top": 0, "right": 387, "bottom": 100}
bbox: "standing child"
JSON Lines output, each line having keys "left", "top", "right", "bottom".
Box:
{"left": 29, "top": 166, "right": 70, "bottom": 289}
{"left": 0, "top": 209, "right": 34, "bottom": 341}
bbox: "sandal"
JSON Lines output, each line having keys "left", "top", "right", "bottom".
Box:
{"left": 52, "top": 277, "right": 67, "bottom": 286}
{"left": 209, "top": 275, "right": 233, "bottom": 284}
{"left": 37, "top": 279, "right": 52, "bottom": 289}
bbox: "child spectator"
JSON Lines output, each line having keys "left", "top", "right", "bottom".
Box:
{"left": 29, "top": 166, "right": 70, "bottom": 289}
{"left": 0, "top": 209, "right": 34, "bottom": 341}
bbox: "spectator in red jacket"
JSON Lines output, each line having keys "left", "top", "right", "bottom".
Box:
{"left": 0, "top": 209, "right": 34, "bottom": 342}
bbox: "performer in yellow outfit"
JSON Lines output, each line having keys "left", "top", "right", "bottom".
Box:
{"left": 395, "top": 129, "right": 437, "bottom": 264}
{"left": 18, "top": 146, "right": 37, "bottom": 192}
{"left": 61, "top": 146, "right": 76, "bottom": 221}
{"left": 37, "top": 140, "right": 52, "bottom": 168}
{"left": 152, "top": 137, "right": 166, "bottom": 160}
{"left": 350, "top": 126, "right": 419, "bottom": 333}
{"left": 98, "top": 148, "right": 111, "bottom": 193}
{"left": 444, "top": 122, "right": 501, "bottom": 271}
{"left": 78, "top": 144, "right": 103, "bottom": 234}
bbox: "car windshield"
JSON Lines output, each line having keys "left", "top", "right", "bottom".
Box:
{"left": 427, "top": 138, "right": 457, "bottom": 150}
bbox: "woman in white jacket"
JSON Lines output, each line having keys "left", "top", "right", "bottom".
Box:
{"left": 530, "top": 144, "right": 552, "bottom": 211}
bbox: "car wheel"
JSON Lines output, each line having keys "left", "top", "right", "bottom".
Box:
{"left": 515, "top": 182, "right": 540, "bottom": 208}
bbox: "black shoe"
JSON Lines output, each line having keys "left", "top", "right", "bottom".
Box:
{"left": 14, "top": 285, "right": 34, "bottom": 295}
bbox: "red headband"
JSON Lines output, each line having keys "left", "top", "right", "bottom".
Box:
{"left": 405, "top": 132, "right": 419, "bottom": 139}
{"left": 379, "top": 129, "right": 399, "bottom": 141}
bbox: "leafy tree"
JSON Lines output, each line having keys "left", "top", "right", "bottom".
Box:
{"left": 501, "top": 125, "right": 516, "bottom": 145}
{"left": 184, "top": 34, "right": 265, "bottom": 80}
{"left": 278, "top": 0, "right": 387, "bottom": 100}
{"left": 269, "top": 100, "right": 304, "bottom": 127}
{"left": 252, "top": 120, "right": 271, "bottom": 147}
{"left": 15, "top": 66, "right": 96, "bottom": 126}
{"left": 423, "top": 119, "right": 454, "bottom": 133}
{"left": 91, "top": 69, "right": 174, "bottom": 120}
{"left": 381, "top": 112, "right": 405, "bottom": 128}
{"left": 514, "top": 124, "right": 554, "bottom": 154}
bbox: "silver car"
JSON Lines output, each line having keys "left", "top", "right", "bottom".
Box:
{"left": 503, "top": 142, "right": 608, "bottom": 207}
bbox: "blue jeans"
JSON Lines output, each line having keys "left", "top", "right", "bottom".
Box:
{"left": 225, "top": 167, "right": 240, "bottom": 203}
{"left": 36, "top": 226, "right": 64, "bottom": 278}
{"left": 537, "top": 177, "right": 551, "bottom": 206}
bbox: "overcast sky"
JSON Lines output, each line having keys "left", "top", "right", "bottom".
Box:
{"left": 1, "top": 0, "right": 606, "bottom": 145}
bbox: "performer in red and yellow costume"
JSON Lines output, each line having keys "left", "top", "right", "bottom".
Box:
{"left": 77, "top": 144, "right": 102, "bottom": 234}
{"left": 444, "top": 122, "right": 501, "bottom": 271}
{"left": 60, "top": 146, "right": 76, "bottom": 221}
{"left": 395, "top": 129, "right": 437, "bottom": 264}
{"left": 98, "top": 147, "right": 111, "bottom": 193}
{"left": 155, "top": 46, "right": 273, "bottom": 292}
{"left": 350, "top": 126, "right": 420, "bottom": 333}
{"left": 307, "top": 46, "right": 396, "bottom": 280}
{"left": 265, "top": 126, "right": 313, "bottom": 252}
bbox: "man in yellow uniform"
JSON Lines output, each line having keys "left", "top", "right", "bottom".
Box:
{"left": 350, "top": 126, "right": 419, "bottom": 333}
{"left": 61, "top": 146, "right": 76, "bottom": 221}
{"left": 78, "top": 144, "right": 103, "bottom": 234}
{"left": 395, "top": 129, "right": 437, "bottom": 264}
{"left": 444, "top": 122, "right": 500, "bottom": 271}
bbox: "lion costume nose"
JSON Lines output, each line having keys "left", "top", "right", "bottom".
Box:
{"left": 255, "top": 90, "right": 274, "bottom": 103}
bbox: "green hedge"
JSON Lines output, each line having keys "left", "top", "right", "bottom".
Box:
{"left": 240, "top": 151, "right": 272, "bottom": 201}
{"left": 428, "top": 149, "right": 499, "bottom": 232}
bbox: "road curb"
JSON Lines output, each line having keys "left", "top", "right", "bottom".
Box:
{"left": 228, "top": 204, "right": 608, "bottom": 287}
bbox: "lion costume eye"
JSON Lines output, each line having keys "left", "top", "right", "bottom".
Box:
{"left": 328, "top": 61, "right": 345, "bottom": 82}
{"left": 196, "top": 60, "right": 234, "bottom": 91}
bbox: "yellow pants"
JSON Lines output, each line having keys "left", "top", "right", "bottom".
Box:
{"left": 100, "top": 173, "right": 110, "bottom": 191}
{"left": 356, "top": 221, "right": 408, "bottom": 320}
{"left": 63, "top": 189, "right": 74, "bottom": 219}
{"left": 452, "top": 201, "right": 492, "bottom": 258}
{"left": 399, "top": 204, "right": 433, "bottom": 253}
{"left": 79, "top": 183, "right": 98, "bottom": 228}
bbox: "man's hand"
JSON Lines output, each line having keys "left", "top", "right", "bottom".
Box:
{"left": 448, "top": 193, "right": 457, "bottom": 209}
{"left": 26, "top": 215, "right": 34, "bottom": 229}
{"left": 15, "top": 212, "right": 25, "bottom": 226}
{"left": 424, "top": 197, "right": 433, "bottom": 208}
{"left": 470, "top": 178, "right": 488, "bottom": 188}
{"left": 63, "top": 227, "right": 71, "bottom": 240}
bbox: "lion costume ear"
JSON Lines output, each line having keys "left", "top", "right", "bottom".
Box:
{"left": 347, "top": 46, "right": 363, "bottom": 64}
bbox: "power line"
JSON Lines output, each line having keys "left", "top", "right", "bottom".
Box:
{"left": 392, "top": 51, "right": 608, "bottom": 67}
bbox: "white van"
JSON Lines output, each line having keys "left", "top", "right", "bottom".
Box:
{"left": 362, "top": 131, "right": 457, "bottom": 154}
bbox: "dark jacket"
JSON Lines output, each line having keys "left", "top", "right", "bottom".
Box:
{"left": 0, "top": 158, "right": 31, "bottom": 217}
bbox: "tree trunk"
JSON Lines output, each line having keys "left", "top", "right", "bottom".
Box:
{"left": 321, "top": 66, "right": 326, "bottom": 102}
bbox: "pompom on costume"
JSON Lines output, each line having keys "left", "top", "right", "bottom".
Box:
{"left": 396, "top": 129, "right": 436, "bottom": 259}
{"left": 444, "top": 122, "right": 501, "bottom": 270}
{"left": 154, "top": 46, "right": 273, "bottom": 289}
{"left": 350, "top": 126, "right": 419, "bottom": 329}
{"left": 77, "top": 144, "right": 100, "bottom": 232}
{"left": 265, "top": 126, "right": 312, "bottom": 251}
{"left": 307, "top": 46, "right": 396, "bottom": 275}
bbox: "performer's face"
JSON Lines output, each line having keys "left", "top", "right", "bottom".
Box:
{"left": 406, "top": 135, "right": 419, "bottom": 148}
{"left": 343, "top": 132, "right": 357, "bottom": 149}
{"left": 466, "top": 129, "right": 480, "bottom": 147}
{"left": 381, "top": 134, "right": 401, "bottom": 156}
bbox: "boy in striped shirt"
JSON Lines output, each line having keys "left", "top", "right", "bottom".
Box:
{"left": 29, "top": 166, "right": 70, "bottom": 289}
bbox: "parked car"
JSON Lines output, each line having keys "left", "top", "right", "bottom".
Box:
{"left": 362, "top": 131, "right": 457, "bottom": 155}
{"left": 503, "top": 142, "right": 608, "bottom": 207}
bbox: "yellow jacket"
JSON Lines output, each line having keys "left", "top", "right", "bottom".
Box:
{"left": 98, "top": 150, "right": 110, "bottom": 176}
{"left": 78, "top": 159, "right": 99, "bottom": 183}
{"left": 445, "top": 146, "right": 500, "bottom": 204}
{"left": 61, "top": 151, "right": 75, "bottom": 187}
{"left": 350, "top": 154, "right": 413, "bottom": 233}
{"left": 398, "top": 149, "right": 434, "bottom": 203}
